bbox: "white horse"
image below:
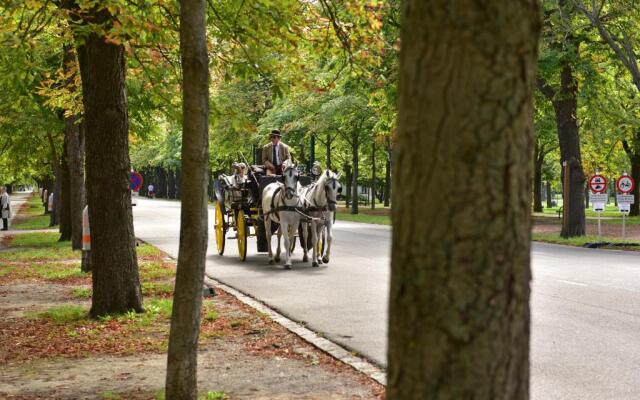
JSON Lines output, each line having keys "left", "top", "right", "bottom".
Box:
{"left": 262, "top": 164, "right": 302, "bottom": 269}
{"left": 299, "top": 170, "right": 341, "bottom": 267}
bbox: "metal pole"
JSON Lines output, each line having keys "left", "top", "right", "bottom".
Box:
{"left": 622, "top": 213, "right": 626, "bottom": 241}
{"left": 597, "top": 211, "right": 602, "bottom": 241}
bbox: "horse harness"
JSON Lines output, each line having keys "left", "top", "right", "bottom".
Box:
{"left": 265, "top": 185, "right": 327, "bottom": 223}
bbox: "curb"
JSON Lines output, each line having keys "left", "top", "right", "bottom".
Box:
{"left": 203, "top": 274, "right": 387, "bottom": 386}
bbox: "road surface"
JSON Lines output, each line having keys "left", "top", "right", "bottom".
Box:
{"left": 133, "top": 198, "right": 640, "bottom": 399}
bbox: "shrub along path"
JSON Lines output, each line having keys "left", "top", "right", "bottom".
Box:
{"left": 0, "top": 211, "right": 383, "bottom": 399}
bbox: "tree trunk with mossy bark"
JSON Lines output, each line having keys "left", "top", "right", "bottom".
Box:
{"left": 76, "top": 6, "right": 143, "bottom": 317}
{"left": 165, "top": 0, "right": 209, "bottom": 398}
{"left": 388, "top": 0, "right": 540, "bottom": 398}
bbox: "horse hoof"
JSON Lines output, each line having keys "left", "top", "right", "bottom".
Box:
{"left": 302, "top": 255, "right": 308, "bottom": 263}
{"left": 275, "top": 256, "right": 281, "bottom": 263}
{"left": 312, "top": 262, "right": 319, "bottom": 268}
{"left": 284, "top": 264, "right": 292, "bottom": 270}
{"left": 317, "top": 259, "right": 323, "bottom": 265}
{"left": 268, "top": 260, "right": 275, "bottom": 265}
{"left": 322, "top": 256, "right": 329, "bottom": 264}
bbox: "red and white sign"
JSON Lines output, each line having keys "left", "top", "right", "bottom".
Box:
{"left": 616, "top": 175, "right": 635, "bottom": 194}
{"left": 589, "top": 174, "right": 607, "bottom": 194}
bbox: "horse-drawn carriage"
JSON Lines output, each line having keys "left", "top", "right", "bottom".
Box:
{"left": 213, "top": 159, "right": 339, "bottom": 268}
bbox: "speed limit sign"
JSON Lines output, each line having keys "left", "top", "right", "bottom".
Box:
{"left": 616, "top": 175, "right": 635, "bottom": 194}
{"left": 589, "top": 174, "right": 607, "bottom": 194}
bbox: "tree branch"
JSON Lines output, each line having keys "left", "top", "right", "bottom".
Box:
{"left": 536, "top": 77, "right": 556, "bottom": 100}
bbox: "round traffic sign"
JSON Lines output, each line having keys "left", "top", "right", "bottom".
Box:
{"left": 589, "top": 174, "right": 607, "bottom": 194}
{"left": 617, "top": 175, "right": 635, "bottom": 194}
{"left": 130, "top": 171, "right": 143, "bottom": 191}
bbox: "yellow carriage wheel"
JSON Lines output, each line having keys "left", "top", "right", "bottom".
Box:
{"left": 237, "top": 210, "right": 248, "bottom": 261}
{"left": 214, "top": 202, "right": 225, "bottom": 255}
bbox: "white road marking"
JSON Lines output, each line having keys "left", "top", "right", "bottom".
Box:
{"left": 555, "top": 279, "right": 588, "bottom": 287}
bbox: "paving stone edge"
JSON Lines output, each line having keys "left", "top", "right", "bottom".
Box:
{"left": 203, "top": 274, "right": 387, "bottom": 386}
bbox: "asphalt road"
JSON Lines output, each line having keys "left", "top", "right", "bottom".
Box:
{"left": 133, "top": 198, "right": 640, "bottom": 399}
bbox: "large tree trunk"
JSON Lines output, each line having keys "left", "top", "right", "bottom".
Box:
{"left": 351, "top": 141, "right": 359, "bottom": 215}
{"left": 77, "top": 7, "right": 143, "bottom": 317}
{"left": 533, "top": 143, "right": 543, "bottom": 212}
{"left": 63, "top": 44, "right": 86, "bottom": 250}
{"left": 546, "top": 181, "right": 553, "bottom": 208}
{"left": 59, "top": 136, "right": 72, "bottom": 241}
{"left": 388, "top": 1, "right": 539, "bottom": 398}
{"left": 344, "top": 163, "right": 352, "bottom": 207}
{"left": 553, "top": 70, "right": 585, "bottom": 237}
{"left": 538, "top": 30, "right": 585, "bottom": 237}
{"left": 165, "top": 0, "right": 209, "bottom": 397}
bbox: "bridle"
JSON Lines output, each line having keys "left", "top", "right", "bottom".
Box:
{"left": 283, "top": 166, "right": 299, "bottom": 201}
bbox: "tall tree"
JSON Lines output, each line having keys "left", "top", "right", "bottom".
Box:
{"left": 165, "top": 0, "right": 209, "bottom": 398}
{"left": 62, "top": 44, "right": 86, "bottom": 249}
{"left": 537, "top": 0, "right": 586, "bottom": 237}
{"left": 388, "top": 0, "right": 540, "bottom": 398}
{"left": 73, "top": 4, "right": 144, "bottom": 316}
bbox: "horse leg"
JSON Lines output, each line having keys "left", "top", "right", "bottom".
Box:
{"left": 275, "top": 224, "right": 282, "bottom": 263}
{"left": 265, "top": 217, "right": 274, "bottom": 265}
{"left": 301, "top": 220, "right": 309, "bottom": 263}
{"left": 311, "top": 221, "right": 319, "bottom": 267}
{"left": 282, "top": 221, "right": 292, "bottom": 269}
{"left": 322, "top": 218, "right": 332, "bottom": 264}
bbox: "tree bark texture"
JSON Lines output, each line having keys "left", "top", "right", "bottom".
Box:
{"left": 388, "top": 1, "right": 540, "bottom": 399}
{"left": 533, "top": 143, "right": 543, "bottom": 212}
{"left": 64, "top": 44, "right": 86, "bottom": 250}
{"left": 59, "top": 136, "right": 72, "bottom": 241}
{"left": 553, "top": 68, "right": 585, "bottom": 237}
{"left": 546, "top": 181, "right": 552, "bottom": 208}
{"left": 165, "top": 0, "right": 209, "bottom": 398}
{"left": 77, "top": 7, "right": 143, "bottom": 316}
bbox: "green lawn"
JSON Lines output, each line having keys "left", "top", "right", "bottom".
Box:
{"left": 532, "top": 232, "right": 640, "bottom": 250}
{"left": 335, "top": 211, "right": 391, "bottom": 225}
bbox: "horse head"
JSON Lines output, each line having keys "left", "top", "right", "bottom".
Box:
{"left": 282, "top": 164, "right": 299, "bottom": 201}
{"left": 319, "top": 170, "right": 341, "bottom": 211}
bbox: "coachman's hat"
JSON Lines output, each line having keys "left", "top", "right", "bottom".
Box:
{"left": 270, "top": 129, "right": 282, "bottom": 137}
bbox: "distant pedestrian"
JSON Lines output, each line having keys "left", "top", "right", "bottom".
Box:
{"left": 148, "top": 184, "right": 155, "bottom": 199}
{"left": 0, "top": 187, "right": 10, "bottom": 231}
